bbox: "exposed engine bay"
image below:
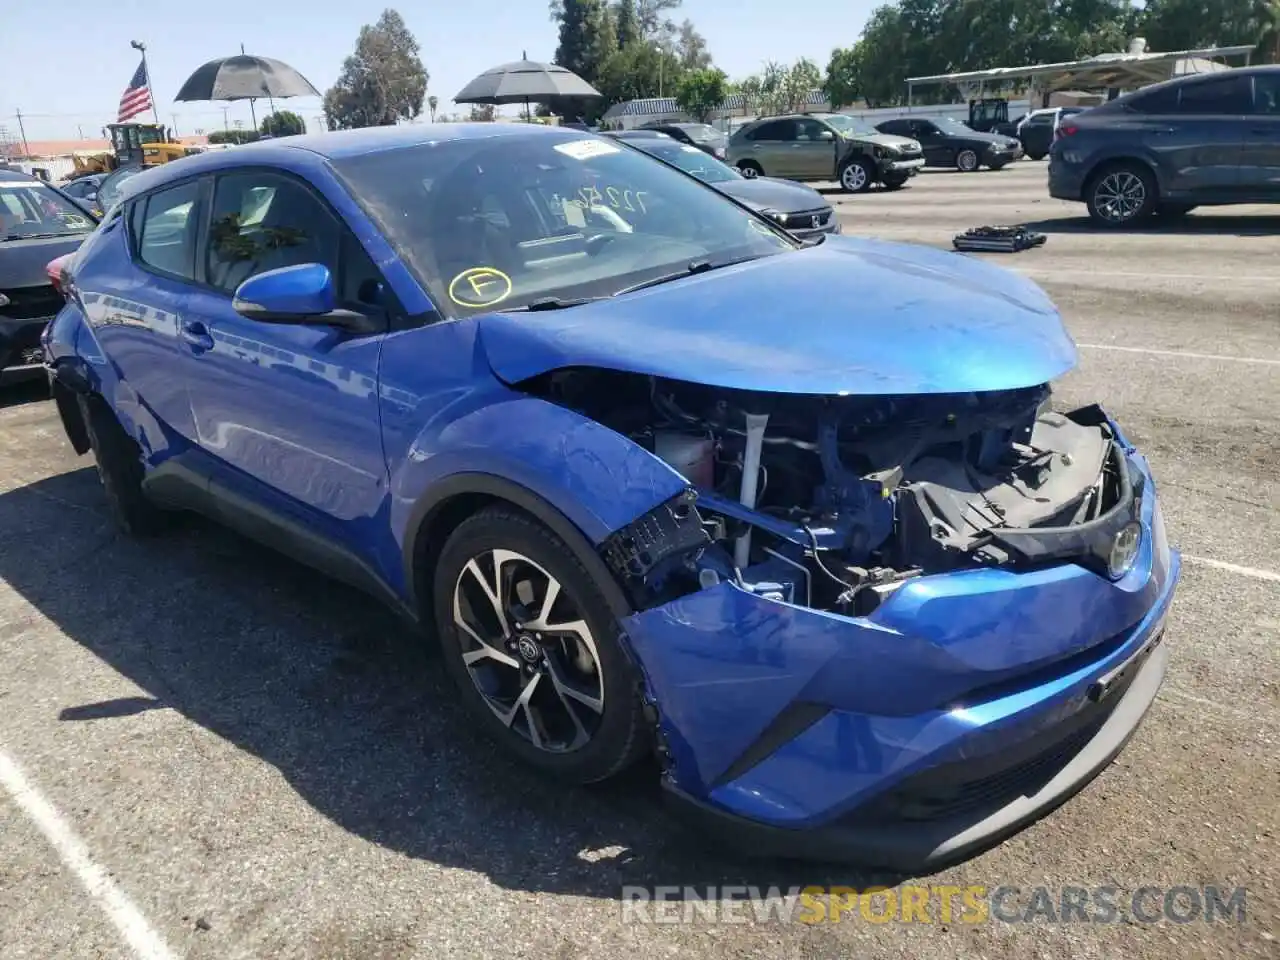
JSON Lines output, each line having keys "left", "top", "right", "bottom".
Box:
{"left": 516, "top": 369, "right": 1138, "bottom": 615}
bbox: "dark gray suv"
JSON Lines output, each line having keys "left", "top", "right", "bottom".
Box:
{"left": 1049, "top": 66, "right": 1280, "bottom": 226}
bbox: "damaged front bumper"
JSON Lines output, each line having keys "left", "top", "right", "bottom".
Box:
{"left": 620, "top": 448, "right": 1179, "bottom": 870}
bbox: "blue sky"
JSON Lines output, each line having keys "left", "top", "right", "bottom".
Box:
{"left": 1, "top": 0, "right": 877, "bottom": 142}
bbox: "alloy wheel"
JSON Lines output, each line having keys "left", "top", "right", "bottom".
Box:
{"left": 739, "top": 164, "right": 760, "bottom": 178}
{"left": 1093, "top": 171, "right": 1146, "bottom": 223}
{"left": 841, "top": 162, "right": 868, "bottom": 191}
{"left": 452, "top": 548, "right": 605, "bottom": 753}
{"left": 957, "top": 150, "right": 979, "bottom": 172}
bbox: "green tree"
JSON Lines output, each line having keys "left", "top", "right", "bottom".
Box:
{"left": 554, "top": 0, "right": 615, "bottom": 82}
{"left": 468, "top": 104, "right": 497, "bottom": 121}
{"left": 675, "top": 67, "right": 728, "bottom": 120}
{"left": 614, "top": 0, "right": 641, "bottom": 46}
{"left": 428, "top": 95, "right": 439, "bottom": 121}
{"left": 259, "top": 110, "right": 305, "bottom": 137}
{"left": 674, "top": 19, "right": 711, "bottom": 70}
{"left": 823, "top": 46, "right": 862, "bottom": 108}
{"left": 208, "top": 129, "right": 259, "bottom": 145}
{"left": 1257, "top": 0, "right": 1280, "bottom": 62}
{"left": 596, "top": 39, "right": 684, "bottom": 103}
{"left": 323, "top": 9, "right": 429, "bottom": 129}
{"left": 636, "top": 0, "right": 682, "bottom": 40}
{"left": 782, "top": 57, "right": 822, "bottom": 112}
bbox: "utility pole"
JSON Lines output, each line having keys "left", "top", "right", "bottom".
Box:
{"left": 171, "top": 113, "right": 180, "bottom": 137}
{"left": 77, "top": 124, "right": 84, "bottom": 139}
{"left": 14, "top": 109, "right": 30, "bottom": 158}
{"left": 130, "top": 40, "right": 162, "bottom": 124}
{"left": 222, "top": 106, "right": 230, "bottom": 135}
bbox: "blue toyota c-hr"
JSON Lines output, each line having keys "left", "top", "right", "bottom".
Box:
{"left": 42, "top": 123, "right": 1179, "bottom": 870}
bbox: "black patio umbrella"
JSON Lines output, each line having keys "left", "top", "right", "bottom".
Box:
{"left": 454, "top": 54, "right": 601, "bottom": 119}
{"left": 175, "top": 52, "right": 319, "bottom": 129}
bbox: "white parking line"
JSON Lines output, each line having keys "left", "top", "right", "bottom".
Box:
{"left": 1076, "top": 343, "right": 1280, "bottom": 366}
{"left": 1184, "top": 555, "right": 1280, "bottom": 584}
{"left": 1021, "top": 269, "right": 1280, "bottom": 284}
{"left": 0, "top": 750, "right": 176, "bottom": 960}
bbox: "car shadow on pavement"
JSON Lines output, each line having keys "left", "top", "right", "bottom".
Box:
{"left": 0, "top": 468, "right": 903, "bottom": 901}
{"left": 0, "top": 377, "right": 52, "bottom": 409}
{"left": 1018, "top": 213, "right": 1280, "bottom": 237}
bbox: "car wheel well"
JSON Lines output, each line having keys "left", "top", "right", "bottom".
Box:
{"left": 1085, "top": 157, "right": 1160, "bottom": 197}
{"left": 406, "top": 479, "right": 634, "bottom": 630}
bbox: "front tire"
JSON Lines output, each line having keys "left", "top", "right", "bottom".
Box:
{"left": 839, "top": 156, "right": 873, "bottom": 193}
{"left": 881, "top": 174, "right": 909, "bottom": 191}
{"left": 956, "top": 149, "right": 980, "bottom": 172}
{"left": 433, "top": 506, "right": 649, "bottom": 784}
{"left": 736, "top": 160, "right": 763, "bottom": 179}
{"left": 1086, "top": 162, "right": 1158, "bottom": 227}
{"left": 80, "top": 396, "right": 168, "bottom": 536}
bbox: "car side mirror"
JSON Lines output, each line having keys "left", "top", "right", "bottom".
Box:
{"left": 232, "top": 263, "right": 384, "bottom": 334}
{"left": 818, "top": 129, "right": 835, "bottom": 141}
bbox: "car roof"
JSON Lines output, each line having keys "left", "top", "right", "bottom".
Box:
{"left": 108, "top": 122, "right": 600, "bottom": 203}
{"left": 0, "top": 168, "right": 40, "bottom": 183}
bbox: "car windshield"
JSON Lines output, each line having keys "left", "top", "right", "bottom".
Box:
{"left": 630, "top": 140, "right": 740, "bottom": 184}
{"left": 935, "top": 117, "right": 977, "bottom": 134}
{"left": 822, "top": 115, "right": 878, "bottom": 137}
{"left": 334, "top": 133, "right": 796, "bottom": 318}
{"left": 679, "top": 124, "right": 725, "bottom": 143}
{"left": 0, "top": 180, "right": 95, "bottom": 239}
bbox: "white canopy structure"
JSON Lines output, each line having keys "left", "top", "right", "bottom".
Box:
{"left": 906, "top": 39, "right": 1257, "bottom": 103}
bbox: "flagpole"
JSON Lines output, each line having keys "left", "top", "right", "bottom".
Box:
{"left": 130, "top": 40, "right": 161, "bottom": 124}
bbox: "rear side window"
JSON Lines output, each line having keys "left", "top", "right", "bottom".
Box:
{"left": 746, "top": 120, "right": 796, "bottom": 142}
{"left": 1176, "top": 75, "right": 1252, "bottom": 115}
{"left": 137, "top": 180, "right": 200, "bottom": 280}
{"left": 879, "top": 120, "right": 909, "bottom": 135}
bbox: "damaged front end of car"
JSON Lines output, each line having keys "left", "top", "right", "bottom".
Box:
{"left": 524, "top": 370, "right": 1143, "bottom": 615}
{"left": 510, "top": 365, "right": 1179, "bottom": 869}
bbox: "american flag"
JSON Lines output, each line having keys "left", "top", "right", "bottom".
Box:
{"left": 117, "top": 60, "right": 153, "bottom": 123}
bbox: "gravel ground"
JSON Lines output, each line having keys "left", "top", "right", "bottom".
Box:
{"left": 0, "top": 160, "right": 1276, "bottom": 959}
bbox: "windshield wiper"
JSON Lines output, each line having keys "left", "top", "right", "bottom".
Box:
{"left": 2, "top": 231, "right": 82, "bottom": 241}
{"left": 613, "top": 256, "right": 759, "bottom": 298}
{"left": 503, "top": 295, "right": 602, "bottom": 312}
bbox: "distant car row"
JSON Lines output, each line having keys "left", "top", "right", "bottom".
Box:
{"left": 701, "top": 112, "right": 1025, "bottom": 193}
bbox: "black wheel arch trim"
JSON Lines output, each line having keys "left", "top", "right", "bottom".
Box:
{"left": 401, "top": 472, "right": 634, "bottom": 624}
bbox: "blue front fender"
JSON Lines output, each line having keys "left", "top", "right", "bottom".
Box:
{"left": 388, "top": 391, "right": 689, "bottom": 598}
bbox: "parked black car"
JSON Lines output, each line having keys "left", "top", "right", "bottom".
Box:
{"left": 608, "top": 131, "right": 840, "bottom": 241}
{"left": 0, "top": 169, "right": 97, "bottom": 381}
{"left": 1050, "top": 66, "right": 1280, "bottom": 227}
{"left": 876, "top": 116, "right": 1024, "bottom": 171}
{"left": 638, "top": 121, "right": 728, "bottom": 159}
{"left": 1015, "top": 107, "right": 1088, "bottom": 160}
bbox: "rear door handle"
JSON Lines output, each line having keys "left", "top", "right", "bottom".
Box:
{"left": 179, "top": 320, "right": 214, "bottom": 353}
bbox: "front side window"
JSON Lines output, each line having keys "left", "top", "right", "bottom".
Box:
{"left": 0, "top": 179, "right": 96, "bottom": 240}
{"left": 1251, "top": 73, "right": 1280, "bottom": 115}
{"left": 205, "top": 171, "right": 340, "bottom": 294}
{"left": 137, "top": 180, "right": 200, "bottom": 278}
{"left": 334, "top": 133, "right": 796, "bottom": 318}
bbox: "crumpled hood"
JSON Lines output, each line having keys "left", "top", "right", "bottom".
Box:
{"left": 716, "top": 176, "right": 827, "bottom": 213}
{"left": 477, "top": 235, "right": 1077, "bottom": 396}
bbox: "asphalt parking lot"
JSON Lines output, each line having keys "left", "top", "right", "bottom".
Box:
{"left": 0, "top": 160, "right": 1276, "bottom": 959}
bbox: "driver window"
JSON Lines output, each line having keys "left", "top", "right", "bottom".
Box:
{"left": 795, "top": 118, "right": 827, "bottom": 141}
{"left": 205, "top": 171, "right": 340, "bottom": 295}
